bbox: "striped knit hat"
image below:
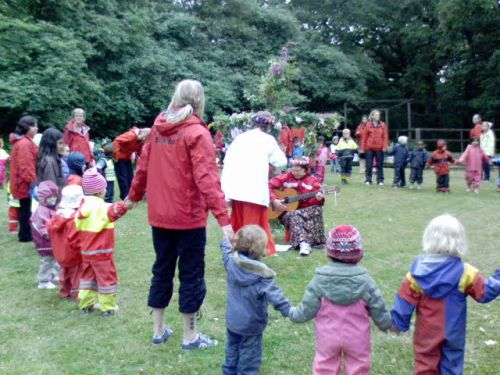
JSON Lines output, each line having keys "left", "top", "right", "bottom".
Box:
{"left": 82, "top": 168, "right": 107, "bottom": 195}
{"left": 326, "top": 225, "right": 364, "bottom": 264}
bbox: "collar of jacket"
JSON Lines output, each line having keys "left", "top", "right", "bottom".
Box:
{"left": 232, "top": 252, "right": 276, "bottom": 278}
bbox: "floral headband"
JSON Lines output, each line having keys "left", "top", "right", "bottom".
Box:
{"left": 291, "top": 157, "right": 310, "bottom": 166}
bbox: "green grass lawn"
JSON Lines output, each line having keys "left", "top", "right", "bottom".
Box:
{"left": 0, "top": 168, "right": 499, "bottom": 374}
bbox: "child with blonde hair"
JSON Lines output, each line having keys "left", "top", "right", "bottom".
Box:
{"left": 391, "top": 214, "right": 499, "bottom": 374}
{"left": 220, "top": 225, "right": 290, "bottom": 375}
{"left": 289, "top": 225, "right": 391, "bottom": 374}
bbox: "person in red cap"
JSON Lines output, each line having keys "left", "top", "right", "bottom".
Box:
{"left": 427, "top": 140, "right": 457, "bottom": 193}
{"left": 289, "top": 225, "right": 391, "bottom": 374}
{"left": 76, "top": 169, "right": 128, "bottom": 316}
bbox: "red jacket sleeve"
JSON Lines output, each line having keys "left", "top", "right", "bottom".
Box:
{"left": 361, "top": 127, "right": 369, "bottom": 151}
{"left": 18, "top": 141, "right": 37, "bottom": 185}
{"left": 383, "top": 123, "right": 389, "bottom": 149}
{"left": 127, "top": 130, "right": 152, "bottom": 202}
{"left": 269, "top": 173, "right": 289, "bottom": 201}
{"left": 107, "top": 202, "right": 128, "bottom": 222}
{"left": 306, "top": 178, "right": 325, "bottom": 207}
{"left": 187, "top": 127, "right": 230, "bottom": 227}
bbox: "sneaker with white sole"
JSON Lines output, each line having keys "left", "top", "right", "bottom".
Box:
{"left": 38, "top": 281, "right": 57, "bottom": 289}
{"left": 152, "top": 327, "right": 174, "bottom": 346}
{"left": 378, "top": 182, "right": 384, "bottom": 186}
{"left": 365, "top": 181, "right": 371, "bottom": 186}
{"left": 182, "top": 333, "right": 218, "bottom": 350}
{"left": 299, "top": 242, "right": 311, "bottom": 256}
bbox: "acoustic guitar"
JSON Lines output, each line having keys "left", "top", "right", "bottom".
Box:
{"left": 268, "top": 186, "right": 340, "bottom": 220}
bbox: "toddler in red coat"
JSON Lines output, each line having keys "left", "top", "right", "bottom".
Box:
{"left": 427, "top": 140, "right": 456, "bottom": 193}
{"left": 47, "top": 185, "right": 84, "bottom": 299}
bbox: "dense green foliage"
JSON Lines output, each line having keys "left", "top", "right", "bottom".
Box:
{"left": 0, "top": 0, "right": 498, "bottom": 137}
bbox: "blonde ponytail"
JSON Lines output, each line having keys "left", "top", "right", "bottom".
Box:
{"left": 166, "top": 80, "right": 205, "bottom": 124}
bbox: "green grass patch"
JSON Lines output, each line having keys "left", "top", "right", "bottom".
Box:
{"left": 0, "top": 168, "right": 498, "bottom": 374}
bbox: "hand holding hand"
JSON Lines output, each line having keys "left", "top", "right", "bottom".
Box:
{"left": 222, "top": 224, "right": 234, "bottom": 240}
{"left": 316, "top": 191, "right": 324, "bottom": 201}
{"left": 124, "top": 199, "right": 138, "bottom": 210}
{"left": 389, "top": 326, "right": 400, "bottom": 334}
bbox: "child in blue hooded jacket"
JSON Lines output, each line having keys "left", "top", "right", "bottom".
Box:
{"left": 220, "top": 225, "right": 291, "bottom": 375}
{"left": 391, "top": 214, "right": 499, "bottom": 374}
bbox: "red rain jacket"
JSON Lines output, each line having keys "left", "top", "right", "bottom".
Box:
{"left": 279, "top": 125, "right": 293, "bottom": 157}
{"left": 269, "top": 172, "right": 325, "bottom": 209}
{"left": 362, "top": 121, "right": 389, "bottom": 152}
{"left": 9, "top": 133, "right": 38, "bottom": 199}
{"left": 113, "top": 127, "right": 143, "bottom": 161}
{"left": 128, "top": 112, "right": 230, "bottom": 229}
{"left": 469, "top": 124, "right": 482, "bottom": 139}
{"left": 47, "top": 212, "right": 81, "bottom": 268}
{"left": 355, "top": 123, "right": 367, "bottom": 149}
{"left": 64, "top": 121, "right": 93, "bottom": 163}
{"left": 428, "top": 149, "right": 456, "bottom": 176}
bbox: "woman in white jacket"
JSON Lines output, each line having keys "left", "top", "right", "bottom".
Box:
{"left": 480, "top": 121, "right": 495, "bottom": 181}
{"left": 221, "top": 112, "right": 287, "bottom": 255}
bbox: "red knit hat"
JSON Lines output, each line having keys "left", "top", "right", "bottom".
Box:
{"left": 326, "top": 225, "right": 364, "bottom": 264}
{"left": 82, "top": 169, "right": 107, "bottom": 195}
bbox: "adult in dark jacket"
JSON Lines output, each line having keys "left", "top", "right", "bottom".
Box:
{"left": 387, "top": 136, "right": 409, "bottom": 188}
{"left": 10, "top": 116, "right": 39, "bottom": 242}
{"left": 37, "top": 128, "right": 65, "bottom": 190}
{"left": 409, "top": 141, "right": 429, "bottom": 189}
{"left": 126, "top": 80, "right": 234, "bottom": 350}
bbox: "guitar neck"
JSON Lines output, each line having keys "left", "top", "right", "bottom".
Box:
{"left": 287, "top": 191, "right": 318, "bottom": 203}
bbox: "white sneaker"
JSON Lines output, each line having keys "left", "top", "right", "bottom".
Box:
{"left": 409, "top": 184, "right": 415, "bottom": 190}
{"left": 299, "top": 242, "right": 311, "bottom": 256}
{"left": 38, "top": 281, "right": 57, "bottom": 289}
{"left": 378, "top": 182, "right": 384, "bottom": 186}
{"left": 417, "top": 185, "right": 422, "bottom": 190}
{"left": 365, "top": 181, "right": 371, "bottom": 186}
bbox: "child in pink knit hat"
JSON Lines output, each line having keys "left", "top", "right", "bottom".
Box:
{"left": 289, "top": 225, "right": 391, "bottom": 374}
{"left": 75, "top": 169, "right": 128, "bottom": 316}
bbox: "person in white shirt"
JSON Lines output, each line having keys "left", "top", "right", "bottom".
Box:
{"left": 221, "top": 112, "right": 287, "bottom": 255}
{"left": 480, "top": 121, "right": 495, "bottom": 181}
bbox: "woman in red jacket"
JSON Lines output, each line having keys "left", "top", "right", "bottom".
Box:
{"left": 63, "top": 108, "right": 93, "bottom": 165}
{"left": 469, "top": 113, "right": 482, "bottom": 139}
{"left": 113, "top": 127, "right": 150, "bottom": 200}
{"left": 355, "top": 115, "right": 369, "bottom": 174}
{"left": 362, "top": 109, "right": 389, "bottom": 185}
{"left": 126, "top": 80, "right": 233, "bottom": 350}
{"left": 10, "top": 116, "right": 39, "bottom": 242}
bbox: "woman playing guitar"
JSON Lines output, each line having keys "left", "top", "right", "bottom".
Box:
{"left": 269, "top": 157, "right": 326, "bottom": 256}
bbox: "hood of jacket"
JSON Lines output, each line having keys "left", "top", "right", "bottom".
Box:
{"left": 9, "top": 133, "right": 24, "bottom": 144}
{"left": 226, "top": 252, "right": 276, "bottom": 287}
{"left": 38, "top": 180, "right": 59, "bottom": 207}
{"left": 410, "top": 255, "right": 463, "bottom": 298}
{"left": 154, "top": 110, "right": 207, "bottom": 137}
{"left": 313, "top": 262, "right": 371, "bottom": 305}
{"left": 67, "top": 152, "right": 86, "bottom": 175}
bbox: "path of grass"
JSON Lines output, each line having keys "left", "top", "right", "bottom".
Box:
{"left": 0, "top": 168, "right": 498, "bottom": 374}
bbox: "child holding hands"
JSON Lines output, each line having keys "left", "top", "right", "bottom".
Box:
{"left": 391, "top": 214, "right": 499, "bottom": 374}
{"left": 289, "top": 225, "right": 392, "bottom": 375}
{"left": 220, "top": 225, "right": 290, "bottom": 375}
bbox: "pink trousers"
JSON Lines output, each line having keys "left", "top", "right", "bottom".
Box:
{"left": 465, "top": 170, "right": 481, "bottom": 188}
{"left": 314, "top": 298, "right": 371, "bottom": 375}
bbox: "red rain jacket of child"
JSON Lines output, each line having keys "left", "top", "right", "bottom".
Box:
{"left": 64, "top": 121, "right": 93, "bottom": 163}
{"left": 9, "top": 133, "right": 38, "bottom": 199}
{"left": 113, "top": 127, "right": 143, "bottom": 161}
{"left": 128, "top": 112, "right": 230, "bottom": 229}
{"left": 269, "top": 172, "right": 324, "bottom": 209}
{"left": 47, "top": 210, "right": 81, "bottom": 268}
{"left": 362, "top": 122, "right": 389, "bottom": 152}
{"left": 428, "top": 149, "right": 455, "bottom": 176}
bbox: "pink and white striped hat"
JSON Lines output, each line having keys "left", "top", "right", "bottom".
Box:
{"left": 82, "top": 169, "right": 107, "bottom": 195}
{"left": 326, "top": 225, "right": 364, "bottom": 264}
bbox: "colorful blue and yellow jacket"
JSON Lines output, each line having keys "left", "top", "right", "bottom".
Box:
{"left": 391, "top": 255, "right": 499, "bottom": 374}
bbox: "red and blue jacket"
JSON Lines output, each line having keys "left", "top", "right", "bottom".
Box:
{"left": 391, "top": 255, "right": 499, "bottom": 375}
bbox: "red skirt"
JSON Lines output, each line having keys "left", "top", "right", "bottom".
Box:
{"left": 230, "top": 200, "right": 276, "bottom": 255}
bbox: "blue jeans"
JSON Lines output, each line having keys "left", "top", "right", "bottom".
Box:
{"left": 365, "top": 150, "right": 385, "bottom": 183}
{"left": 222, "top": 329, "right": 263, "bottom": 375}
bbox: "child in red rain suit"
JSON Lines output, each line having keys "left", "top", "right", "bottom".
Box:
{"left": 427, "top": 140, "right": 456, "bottom": 192}
{"left": 48, "top": 185, "right": 84, "bottom": 299}
{"left": 77, "top": 169, "right": 127, "bottom": 316}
